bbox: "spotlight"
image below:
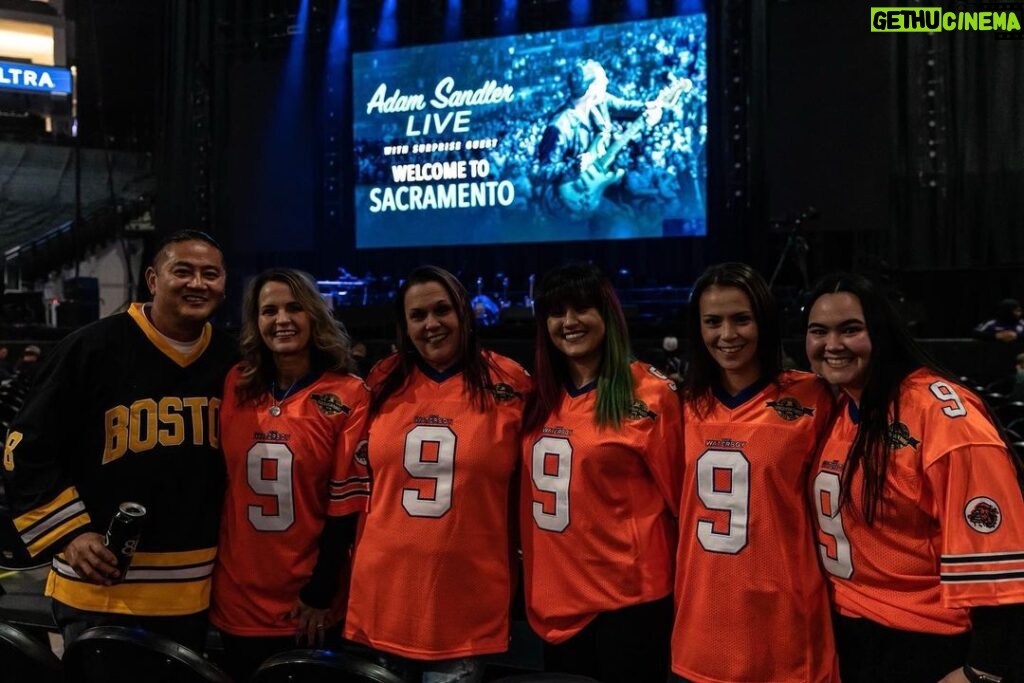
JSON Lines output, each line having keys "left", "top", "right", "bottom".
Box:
{"left": 376, "top": 0, "right": 398, "bottom": 48}
{"left": 446, "top": 0, "right": 461, "bottom": 39}
{"left": 498, "top": 0, "right": 517, "bottom": 33}
{"left": 569, "top": 0, "right": 589, "bottom": 26}
{"left": 626, "top": 0, "right": 646, "bottom": 20}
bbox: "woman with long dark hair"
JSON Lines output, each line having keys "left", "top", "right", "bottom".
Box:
{"left": 211, "top": 268, "right": 371, "bottom": 681}
{"left": 344, "top": 266, "right": 531, "bottom": 683}
{"left": 805, "top": 272, "right": 1024, "bottom": 683}
{"left": 671, "top": 262, "right": 838, "bottom": 682}
{"left": 520, "top": 263, "right": 682, "bottom": 683}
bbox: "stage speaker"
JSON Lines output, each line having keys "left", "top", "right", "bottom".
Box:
{"left": 57, "top": 301, "right": 98, "bottom": 328}
{"left": 60, "top": 277, "right": 100, "bottom": 327}
{"left": 63, "top": 277, "right": 99, "bottom": 303}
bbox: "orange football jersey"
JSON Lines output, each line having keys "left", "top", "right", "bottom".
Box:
{"left": 521, "top": 361, "right": 683, "bottom": 644}
{"left": 812, "top": 368, "right": 1024, "bottom": 635}
{"left": 344, "top": 352, "right": 532, "bottom": 659}
{"left": 211, "top": 367, "right": 371, "bottom": 636}
{"left": 672, "top": 371, "right": 839, "bottom": 683}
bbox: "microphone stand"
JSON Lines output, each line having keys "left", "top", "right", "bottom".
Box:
{"left": 768, "top": 209, "right": 817, "bottom": 293}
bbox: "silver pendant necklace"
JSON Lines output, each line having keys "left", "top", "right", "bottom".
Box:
{"left": 269, "top": 379, "right": 300, "bottom": 417}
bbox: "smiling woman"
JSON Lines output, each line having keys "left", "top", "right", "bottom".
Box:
{"left": 804, "top": 273, "right": 1024, "bottom": 683}
{"left": 257, "top": 281, "right": 311, "bottom": 359}
{"left": 344, "top": 265, "right": 531, "bottom": 683}
{"left": 696, "top": 284, "right": 760, "bottom": 394}
{"left": 805, "top": 291, "right": 872, "bottom": 401}
{"left": 673, "top": 262, "right": 838, "bottom": 683}
{"left": 402, "top": 280, "right": 461, "bottom": 372}
{"left": 210, "top": 268, "right": 370, "bottom": 683}
{"left": 520, "top": 263, "right": 682, "bottom": 683}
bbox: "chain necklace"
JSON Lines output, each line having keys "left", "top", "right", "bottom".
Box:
{"left": 268, "top": 379, "right": 300, "bottom": 417}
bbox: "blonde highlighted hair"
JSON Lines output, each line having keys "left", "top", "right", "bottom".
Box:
{"left": 234, "top": 268, "right": 356, "bottom": 405}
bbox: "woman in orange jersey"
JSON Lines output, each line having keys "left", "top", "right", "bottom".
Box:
{"left": 344, "top": 266, "right": 531, "bottom": 683}
{"left": 520, "top": 263, "right": 682, "bottom": 683}
{"left": 210, "top": 269, "right": 371, "bottom": 682}
{"left": 672, "top": 262, "right": 839, "bottom": 683}
{"left": 805, "top": 273, "right": 1024, "bottom": 683}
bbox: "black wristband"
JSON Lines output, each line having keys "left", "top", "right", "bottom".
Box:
{"left": 963, "top": 665, "right": 1003, "bottom": 683}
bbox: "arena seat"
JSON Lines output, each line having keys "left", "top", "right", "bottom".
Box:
{"left": 998, "top": 401, "right": 1024, "bottom": 426}
{"left": 251, "top": 648, "right": 404, "bottom": 683}
{"left": 63, "top": 625, "right": 230, "bottom": 683}
{"left": 1013, "top": 442, "right": 1024, "bottom": 460}
{"left": 986, "top": 377, "right": 1014, "bottom": 395}
{"left": 488, "top": 675, "right": 601, "bottom": 682}
{"left": 0, "top": 621, "right": 62, "bottom": 683}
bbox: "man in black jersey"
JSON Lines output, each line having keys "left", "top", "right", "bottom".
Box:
{"left": 1, "top": 230, "right": 236, "bottom": 652}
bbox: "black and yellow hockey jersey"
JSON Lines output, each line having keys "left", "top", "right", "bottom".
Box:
{"left": 1, "top": 303, "right": 236, "bottom": 616}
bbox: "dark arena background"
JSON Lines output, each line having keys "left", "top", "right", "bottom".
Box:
{"left": 1, "top": 0, "right": 1023, "bottom": 677}
{"left": 0, "top": 0, "right": 1022, "bottom": 364}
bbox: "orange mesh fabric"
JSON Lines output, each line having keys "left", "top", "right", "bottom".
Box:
{"left": 813, "top": 368, "right": 1024, "bottom": 636}
{"left": 344, "top": 352, "right": 531, "bottom": 659}
{"left": 521, "top": 361, "right": 683, "bottom": 644}
{"left": 672, "top": 371, "right": 839, "bottom": 683}
{"left": 212, "top": 368, "right": 371, "bottom": 636}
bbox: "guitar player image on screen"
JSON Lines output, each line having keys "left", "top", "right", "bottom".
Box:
{"left": 534, "top": 59, "right": 684, "bottom": 238}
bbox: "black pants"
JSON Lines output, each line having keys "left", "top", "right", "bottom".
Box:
{"left": 833, "top": 612, "right": 971, "bottom": 683}
{"left": 543, "top": 595, "right": 673, "bottom": 683}
{"left": 52, "top": 599, "right": 210, "bottom": 654}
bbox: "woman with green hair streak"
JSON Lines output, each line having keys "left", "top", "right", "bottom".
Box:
{"left": 520, "top": 262, "right": 683, "bottom": 683}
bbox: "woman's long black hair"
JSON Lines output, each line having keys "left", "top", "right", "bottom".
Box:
{"left": 805, "top": 273, "right": 1024, "bottom": 523}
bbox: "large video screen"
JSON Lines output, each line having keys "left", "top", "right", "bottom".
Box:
{"left": 352, "top": 12, "right": 707, "bottom": 248}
